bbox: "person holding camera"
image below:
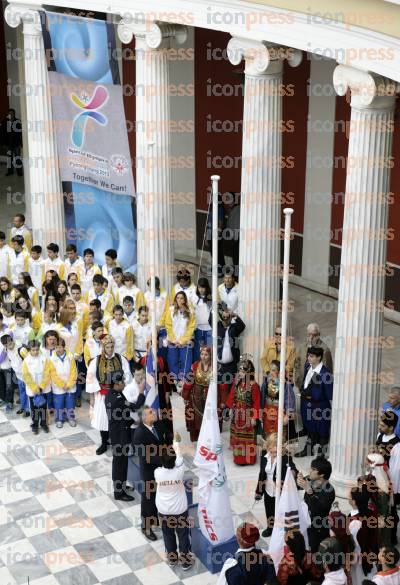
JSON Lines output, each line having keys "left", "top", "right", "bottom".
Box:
{"left": 212, "top": 302, "right": 245, "bottom": 388}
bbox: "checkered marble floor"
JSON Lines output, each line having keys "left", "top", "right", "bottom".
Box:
{"left": 2, "top": 283, "right": 399, "bottom": 584}
{"left": 0, "top": 389, "right": 280, "bottom": 585}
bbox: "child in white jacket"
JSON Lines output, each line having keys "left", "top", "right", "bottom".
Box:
{"left": 22, "top": 340, "right": 51, "bottom": 434}
{"left": 0, "top": 333, "right": 29, "bottom": 416}
{"left": 49, "top": 338, "right": 78, "bottom": 428}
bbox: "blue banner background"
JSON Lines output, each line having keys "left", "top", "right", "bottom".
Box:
{"left": 43, "top": 11, "right": 136, "bottom": 271}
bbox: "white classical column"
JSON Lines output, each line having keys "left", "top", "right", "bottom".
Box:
{"left": 330, "top": 65, "right": 397, "bottom": 495}
{"left": 5, "top": 5, "right": 65, "bottom": 252}
{"left": 118, "top": 20, "right": 187, "bottom": 290}
{"left": 227, "top": 40, "right": 301, "bottom": 372}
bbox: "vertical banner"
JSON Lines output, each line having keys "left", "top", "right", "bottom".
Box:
{"left": 41, "top": 11, "right": 136, "bottom": 270}
{"left": 194, "top": 381, "right": 234, "bottom": 543}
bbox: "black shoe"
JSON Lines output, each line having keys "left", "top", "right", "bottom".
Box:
{"left": 114, "top": 492, "right": 135, "bottom": 502}
{"left": 262, "top": 528, "right": 273, "bottom": 538}
{"left": 41, "top": 425, "right": 49, "bottom": 433}
{"left": 96, "top": 443, "right": 108, "bottom": 455}
{"left": 141, "top": 528, "right": 157, "bottom": 541}
{"left": 75, "top": 398, "right": 81, "bottom": 407}
{"left": 16, "top": 409, "right": 24, "bottom": 415}
{"left": 32, "top": 427, "right": 39, "bottom": 435}
{"left": 181, "top": 560, "right": 194, "bottom": 571}
{"left": 24, "top": 411, "right": 31, "bottom": 417}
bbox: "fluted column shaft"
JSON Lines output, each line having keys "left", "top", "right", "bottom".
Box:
{"left": 227, "top": 40, "right": 302, "bottom": 373}
{"left": 330, "top": 65, "right": 397, "bottom": 495}
{"left": 118, "top": 21, "right": 187, "bottom": 289}
{"left": 5, "top": 6, "right": 65, "bottom": 252}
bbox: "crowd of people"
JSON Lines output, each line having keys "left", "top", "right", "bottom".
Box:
{"left": 0, "top": 213, "right": 400, "bottom": 583}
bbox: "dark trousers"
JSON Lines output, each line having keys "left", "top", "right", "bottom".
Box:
{"left": 111, "top": 444, "right": 128, "bottom": 495}
{"left": 264, "top": 492, "right": 275, "bottom": 530}
{"left": 6, "top": 146, "right": 23, "bottom": 175}
{"left": 159, "top": 511, "right": 191, "bottom": 561}
{"left": 392, "top": 493, "right": 400, "bottom": 544}
{"left": 0, "top": 369, "right": 15, "bottom": 404}
{"left": 141, "top": 480, "right": 158, "bottom": 530}
{"left": 29, "top": 395, "right": 48, "bottom": 428}
{"left": 75, "top": 357, "right": 86, "bottom": 400}
{"left": 100, "top": 430, "right": 109, "bottom": 446}
{"left": 218, "top": 362, "right": 237, "bottom": 387}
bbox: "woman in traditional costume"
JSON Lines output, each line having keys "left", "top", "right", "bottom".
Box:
{"left": 225, "top": 356, "right": 260, "bottom": 465}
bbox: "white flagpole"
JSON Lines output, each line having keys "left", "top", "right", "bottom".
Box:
{"left": 211, "top": 175, "right": 220, "bottom": 383}
{"left": 275, "top": 207, "right": 294, "bottom": 510}
{"left": 147, "top": 141, "right": 158, "bottom": 401}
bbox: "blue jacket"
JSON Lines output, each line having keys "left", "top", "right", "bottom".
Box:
{"left": 300, "top": 364, "right": 333, "bottom": 437}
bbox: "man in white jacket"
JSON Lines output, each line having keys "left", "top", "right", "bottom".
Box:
{"left": 154, "top": 432, "right": 193, "bottom": 571}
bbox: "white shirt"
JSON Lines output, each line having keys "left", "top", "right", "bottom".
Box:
{"left": 218, "top": 283, "right": 239, "bottom": 312}
{"left": 64, "top": 256, "right": 84, "bottom": 279}
{"left": 0, "top": 245, "right": 11, "bottom": 278}
{"left": 132, "top": 320, "right": 152, "bottom": 353}
{"left": 321, "top": 568, "right": 348, "bottom": 585}
{"left": 172, "top": 310, "right": 188, "bottom": 341}
{"left": 50, "top": 352, "right": 76, "bottom": 394}
{"left": 304, "top": 361, "right": 323, "bottom": 389}
{"left": 264, "top": 452, "right": 277, "bottom": 497}
{"left": 11, "top": 322, "right": 33, "bottom": 347}
{"left": 155, "top": 441, "right": 187, "bottom": 515}
{"left": 373, "top": 568, "right": 400, "bottom": 585}
{"left": 107, "top": 319, "right": 132, "bottom": 356}
{"left": 28, "top": 257, "right": 45, "bottom": 291}
{"left": 219, "top": 328, "right": 233, "bottom": 364}
{"left": 8, "top": 248, "right": 29, "bottom": 284}
{"left": 123, "top": 379, "right": 142, "bottom": 424}
{"left": 172, "top": 283, "right": 197, "bottom": 307}
{"left": 5, "top": 346, "right": 24, "bottom": 378}
{"left": 80, "top": 264, "right": 101, "bottom": 295}
{"left": 194, "top": 297, "right": 211, "bottom": 331}
{"left": 144, "top": 289, "right": 168, "bottom": 326}
{"left": 44, "top": 257, "right": 65, "bottom": 278}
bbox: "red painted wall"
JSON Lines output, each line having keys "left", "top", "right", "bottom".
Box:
{"left": 282, "top": 57, "right": 309, "bottom": 234}
{"left": 330, "top": 94, "right": 350, "bottom": 246}
{"left": 388, "top": 96, "right": 400, "bottom": 265}
{"left": 194, "top": 28, "right": 243, "bottom": 208}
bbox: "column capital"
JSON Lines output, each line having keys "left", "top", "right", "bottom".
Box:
{"left": 333, "top": 64, "right": 398, "bottom": 110}
{"left": 227, "top": 37, "right": 302, "bottom": 76}
{"left": 117, "top": 18, "right": 187, "bottom": 49}
{"left": 4, "top": 4, "right": 42, "bottom": 35}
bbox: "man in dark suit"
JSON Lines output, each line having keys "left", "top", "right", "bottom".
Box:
{"left": 133, "top": 405, "right": 173, "bottom": 540}
{"left": 296, "top": 346, "right": 333, "bottom": 458}
{"left": 105, "top": 370, "right": 146, "bottom": 502}
{"left": 210, "top": 303, "right": 245, "bottom": 388}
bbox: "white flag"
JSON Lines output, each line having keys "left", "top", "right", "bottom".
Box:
{"left": 268, "top": 467, "right": 311, "bottom": 571}
{"left": 193, "top": 380, "right": 234, "bottom": 544}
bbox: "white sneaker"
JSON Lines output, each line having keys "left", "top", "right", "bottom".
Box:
{"left": 56, "top": 421, "right": 63, "bottom": 428}
{"left": 69, "top": 419, "right": 77, "bottom": 427}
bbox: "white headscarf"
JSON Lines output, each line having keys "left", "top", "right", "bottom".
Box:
{"left": 367, "top": 452, "right": 390, "bottom": 494}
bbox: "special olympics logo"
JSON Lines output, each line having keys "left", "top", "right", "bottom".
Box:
{"left": 70, "top": 86, "right": 108, "bottom": 148}
{"left": 110, "top": 154, "right": 129, "bottom": 176}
